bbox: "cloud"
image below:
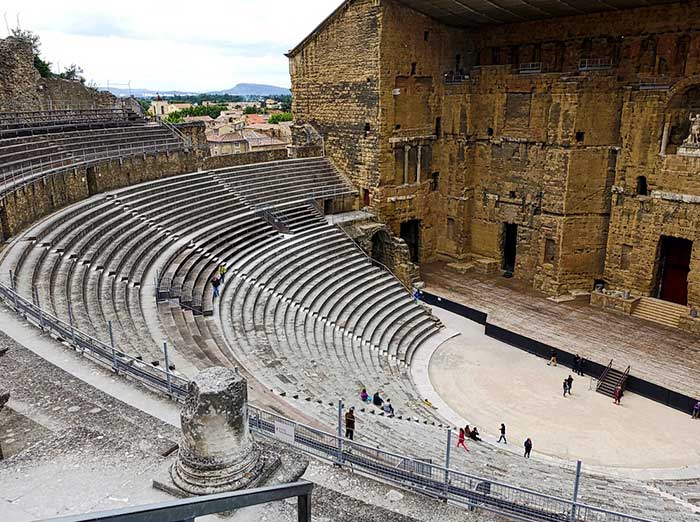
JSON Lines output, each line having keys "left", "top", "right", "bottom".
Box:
{"left": 2, "top": 0, "right": 344, "bottom": 91}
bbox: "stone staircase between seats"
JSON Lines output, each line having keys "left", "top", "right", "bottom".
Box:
{"left": 630, "top": 296, "right": 689, "bottom": 328}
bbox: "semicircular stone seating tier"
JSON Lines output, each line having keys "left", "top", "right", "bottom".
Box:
{"left": 2, "top": 155, "right": 697, "bottom": 521}
{"left": 1, "top": 156, "right": 443, "bottom": 423}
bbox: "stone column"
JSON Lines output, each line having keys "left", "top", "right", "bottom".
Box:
{"left": 416, "top": 145, "right": 422, "bottom": 184}
{"left": 660, "top": 117, "right": 670, "bottom": 156}
{"left": 170, "top": 367, "right": 263, "bottom": 495}
{"left": 403, "top": 145, "right": 411, "bottom": 185}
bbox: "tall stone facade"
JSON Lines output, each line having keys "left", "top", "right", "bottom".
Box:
{"left": 289, "top": 0, "right": 700, "bottom": 306}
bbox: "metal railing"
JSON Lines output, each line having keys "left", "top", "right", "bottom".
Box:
{"left": 578, "top": 58, "right": 613, "bottom": 71}
{"left": 443, "top": 73, "right": 470, "bottom": 85}
{"left": 596, "top": 359, "right": 614, "bottom": 393}
{"left": 41, "top": 481, "right": 313, "bottom": 522}
{"left": 0, "top": 272, "right": 660, "bottom": 522}
{"left": 160, "top": 118, "right": 192, "bottom": 148}
{"left": 0, "top": 277, "right": 189, "bottom": 399}
{"left": 248, "top": 406, "right": 657, "bottom": 522}
{"left": 0, "top": 140, "right": 186, "bottom": 203}
{"left": 518, "top": 62, "right": 543, "bottom": 74}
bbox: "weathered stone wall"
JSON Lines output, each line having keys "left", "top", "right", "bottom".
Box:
{"left": 0, "top": 36, "right": 117, "bottom": 111}
{"left": 288, "top": 0, "right": 382, "bottom": 193}
{"left": 290, "top": 0, "right": 700, "bottom": 299}
{"left": 175, "top": 121, "right": 208, "bottom": 153}
{"left": 0, "top": 37, "right": 41, "bottom": 112}
{"left": 38, "top": 77, "right": 116, "bottom": 109}
{"left": 0, "top": 148, "right": 307, "bottom": 241}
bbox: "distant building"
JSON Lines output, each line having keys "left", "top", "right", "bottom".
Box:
{"left": 242, "top": 128, "right": 287, "bottom": 151}
{"left": 265, "top": 99, "right": 283, "bottom": 110}
{"left": 183, "top": 115, "right": 215, "bottom": 128}
{"left": 206, "top": 127, "right": 287, "bottom": 156}
{"left": 246, "top": 122, "right": 292, "bottom": 144}
{"left": 246, "top": 113, "right": 268, "bottom": 125}
{"left": 207, "top": 131, "right": 249, "bottom": 156}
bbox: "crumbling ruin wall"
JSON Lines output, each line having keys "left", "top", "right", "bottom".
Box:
{"left": 38, "top": 77, "right": 116, "bottom": 109}
{"left": 0, "top": 37, "right": 42, "bottom": 111}
{"left": 0, "top": 36, "right": 117, "bottom": 111}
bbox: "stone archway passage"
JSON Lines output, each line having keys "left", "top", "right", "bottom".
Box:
{"left": 371, "top": 229, "right": 392, "bottom": 267}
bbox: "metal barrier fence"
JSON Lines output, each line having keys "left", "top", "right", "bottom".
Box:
{"left": 41, "top": 480, "right": 313, "bottom": 522}
{"left": 0, "top": 274, "right": 657, "bottom": 522}
{"left": 248, "top": 406, "right": 657, "bottom": 522}
{"left": 0, "top": 140, "right": 186, "bottom": 202}
{"left": 0, "top": 278, "right": 189, "bottom": 399}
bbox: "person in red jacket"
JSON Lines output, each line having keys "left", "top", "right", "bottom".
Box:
{"left": 613, "top": 386, "right": 623, "bottom": 405}
{"left": 456, "top": 427, "right": 469, "bottom": 451}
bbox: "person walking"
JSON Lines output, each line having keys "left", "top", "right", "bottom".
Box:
{"left": 344, "top": 407, "right": 356, "bottom": 440}
{"left": 613, "top": 385, "right": 623, "bottom": 405}
{"left": 211, "top": 276, "right": 221, "bottom": 298}
{"left": 562, "top": 378, "right": 569, "bottom": 397}
{"left": 693, "top": 401, "right": 700, "bottom": 419}
{"left": 456, "top": 428, "right": 469, "bottom": 451}
{"left": 566, "top": 374, "right": 574, "bottom": 395}
{"left": 497, "top": 423, "right": 507, "bottom": 444}
{"left": 218, "top": 264, "right": 227, "bottom": 283}
{"left": 547, "top": 348, "right": 558, "bottom": 366}
{"left": 573, "top": 354, "right": 581, "bottom": 375}
{"left": 524, "top": 438, "right": 533, "bottom": 458}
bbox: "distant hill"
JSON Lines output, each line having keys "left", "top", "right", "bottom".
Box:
{"left": 215, "top": 83, "right": 291, "bottom": 96}
{"left": 98, "top": 87, "right": 199, "bottom": 98}
{"left": 100, "top": 83, "right": 290, "bottom": 98}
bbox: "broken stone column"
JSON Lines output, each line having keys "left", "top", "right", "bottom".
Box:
{"left": 170, "top": 367, "right": 263, "bottom": 495}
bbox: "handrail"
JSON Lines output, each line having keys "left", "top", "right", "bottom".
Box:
{"left": 0, "top": 141, "right": 186, "bottom": 203}
{"left": 310, "top": 200, "right": 414, "bottom": 296}
{"left": 41, "top": 481, "right": 314, "bottom": 522}
{"left": 618, "top": 365, "right": 631, "bottom": 392}
{"left": 159, "top": 118, "right": 192, "bottom": 148}
{"left": 596, "top": 359, "right": 613, "bottom": 392}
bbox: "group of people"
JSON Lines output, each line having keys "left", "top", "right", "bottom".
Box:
{"left": 360, "top": 388, "right": 394, "bottom": 417}
{"left": 210, "top": 264, "right": 228, "bottom": 298}
{"left": 457, "top": 422, "right": 533, "bottom": 459}
{"left": 455, "top": 425, "right": 483, "bottom": 451}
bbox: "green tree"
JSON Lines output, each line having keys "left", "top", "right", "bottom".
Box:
{"left": 244, "top": 106, "right": 261, "bottom": 115}
{"left": 268, "top": 112, "right": 293, "bottom": 124}
{"left": 58, "top": 63, "right": 85, "bottom": 83}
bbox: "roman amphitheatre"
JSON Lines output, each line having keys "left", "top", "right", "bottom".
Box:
{"left": 1, "top": 1, "right": 700, "bottom": 521}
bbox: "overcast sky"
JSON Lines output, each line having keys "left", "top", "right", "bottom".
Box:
{"left": 2, "top": 0, "right": 342, "bottom": 91}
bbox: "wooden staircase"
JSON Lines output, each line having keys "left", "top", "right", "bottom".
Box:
{"left": 596, "top": 359, "right": 630, "bottom": 398}
{"left": 630, "top": 296, "right": 689, "bottom": 328}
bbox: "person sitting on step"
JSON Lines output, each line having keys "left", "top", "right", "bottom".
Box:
{"left": 469, "top": 426, "right": 482, "bottom": 442}
{"left": 382, "top": 399, "right": 394, "bottom": 417}
{"left": 360, "top": 388, "right": 370, "bottom": 403}
{"left": 372, "top": 391, "right": 384, "bottom": 408}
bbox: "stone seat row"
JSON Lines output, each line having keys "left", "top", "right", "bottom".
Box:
{"left": 5, "top": 157, "right": 353, "bottom": 369}
{"left": 203, "top": 203, "right": 443, "bottom": 422}
{"left": 0, "top": 108, "right": 135, "bottom": 137}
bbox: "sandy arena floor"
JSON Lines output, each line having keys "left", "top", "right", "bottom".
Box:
{"left": 427, "top": 307, "right": 700, "bottom": 470}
